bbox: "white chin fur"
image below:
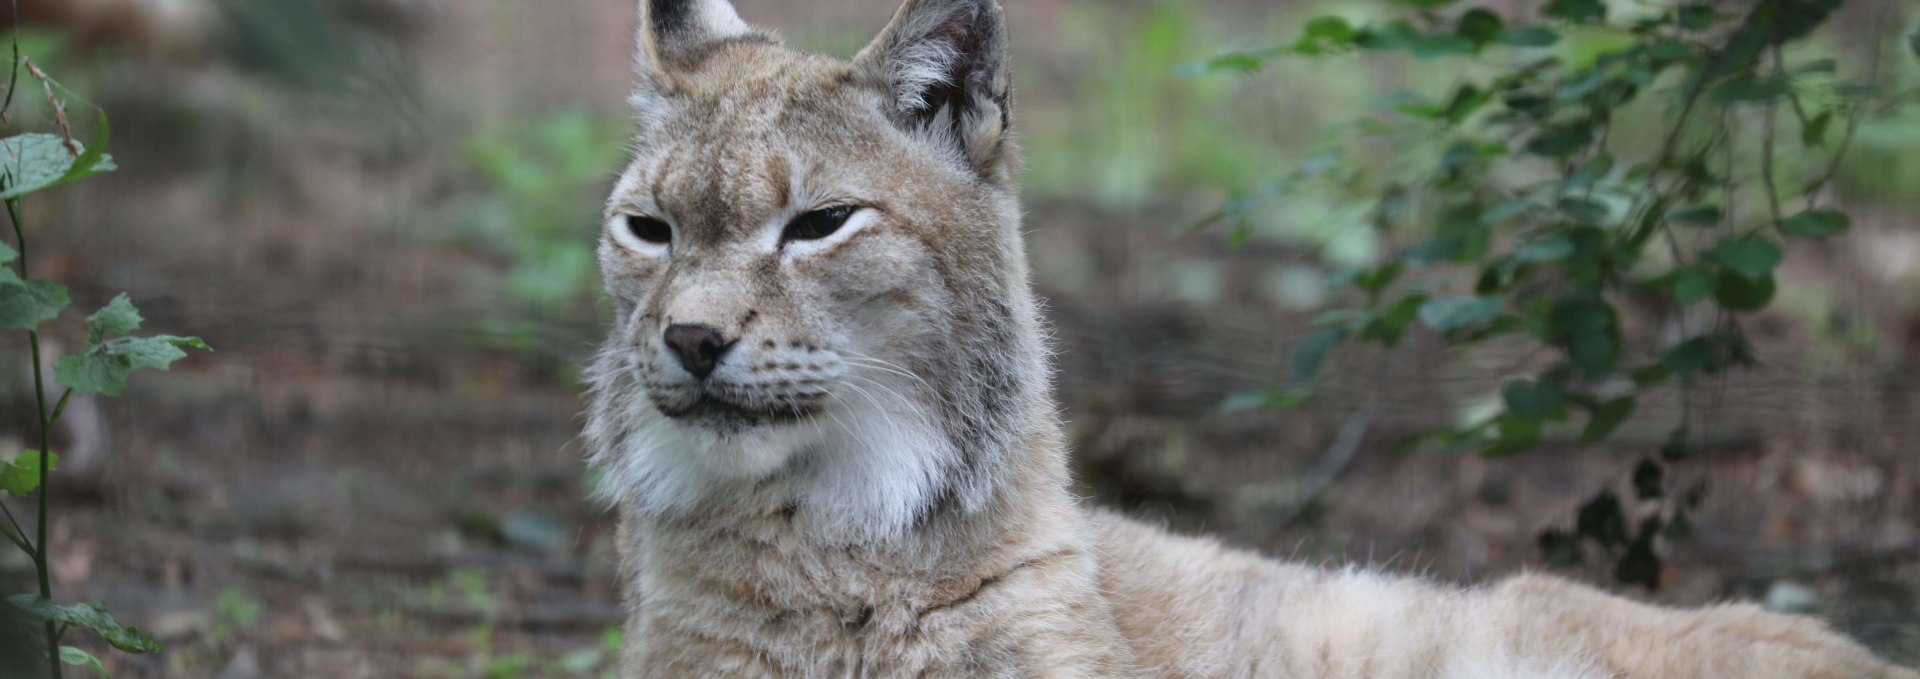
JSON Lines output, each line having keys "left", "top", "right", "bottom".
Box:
{"left": 593, "top": 368, "right": 958, "bottom": 544}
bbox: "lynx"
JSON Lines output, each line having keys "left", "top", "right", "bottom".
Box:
{"left": 583, "top": 1, "right": 1920, "bottom": 677}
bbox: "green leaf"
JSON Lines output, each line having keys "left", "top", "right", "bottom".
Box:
{"left": 55, "top": 335, "right": 212, "bottom": 397}
{"left": 1419, "top": 296, "right": 1502, "bottom": 331}
{"left": 0, "top": 240, "right": 14, "bottom": 263}
{"left": 86, "top": 293, "right": 144, "bottom": 344}
{"left": 1441, "top": 85, "right": 1494, "bottom": 125}
{"left": 1779, "top": 209, "right": 1849, "bottom": 238}
{"left": 1408, "top": 32, "right": 1479, "bottom": 59}
{"left": 1457, "top": 9, "right": 1505, "bottom": 47}
{"left": 1354, "top": 20, "right": 1419, "bottom": 51}
{"left": 1566, "top": 333, "right": 1612, "bottom": 379}
{"left": 1199, "top": 51, "right": 1274, "bottom": 74}
{"left": 1644, "top": 39, "right": 1693, "bottom": 62}
{"left": 1480, "top": 200, "right": 1537, "bottom": 224}
{"left": 58, "top": 112, "right": 114, "bottom": 187}
{"left": 1292, "top": 329, "right": 1346, "bottom": 381}
{"left": 1525, "top": 125, "right": 1593, "bottom": 157}
{"left": 1483, "top": 414, "right": 1542, "bottom": 458}
{"left": 1561, "top": 153, "right": 1614, "bottom": 192}
{"left": 1361, "top": 295, "right": 1426, "bottom": 346}
{"left": 1497, "top": 26, "right": 1559, "bottom": 47}
{"left": 1671, "top": 267, "right": 1717, "bottom": 306}
{"left": 1544, "top": 0, "right": 1605, "bottom": 22}
{"left": 7, "top": 596, "right": 160, "bottom": 653}
{"left": 1515, "top": 237, "right": 1574, "bottom": 262}
{"left": 1401, "top": 237, "right": 1462, "bottom": 265}
{"left": 1802, "top": 111, "right": 1833, "bottom": 147}
{"left": 1289, "top": 16, "right": 1357, "bottom": 55}
{"left": 1555, "top": 70, "right": 1608, "bottom": 102}
{"left": 1707, "top": 237, "right": 1783, "bottom": 279}
{"left": 1677, "top": 4, "right": 1717, "bottom": 31}
{"left": 61, "top": 646, "right": 110, "bottom": 678}
{"left": 1551, "top": 299, "right": 1619, "bottom": 377}
{"left": 1909, "top": 30, "right": 1919, "bottom": 62}
{"left": 1710, "top": 75, "right": 1789, "bottom": 104}
{"left": 1304, "top": 16, "right": 1356, "bottom": 43}
{"left": 1663, "top": 337, "right": 1719, "bottom": 376}
{"left": 1558, "top": 197, "right": 1609, "bottom": 222}
{"left": 1503, "top": 380, "right": 1567, "bottom": 420}
{"left": 1582, "top": 396, "right": 1636, "bottom": 443}
{"left": 0, "top": 129, "right": 117, "bottom": 200}
{"left": 1713, "top": 270, "right": 1776, "bottom": 311}
{"left": 0, "top": 278, "right": 69, "bottom": 331}
{"left": 1631, "top": 364, "right": 1670, "bottom": 387}
{"left": 1667, "top": 333, "right": 1755, "bottom": 377}
{"left": 1, "top": 450, "right": 56, "bottom": 496}
{"left": 1354, "top": 262, "right": 1403, "bottom": 299}
{"left": 1666, "top": 205, "right": 1722, "bottom": 225}
{"left": 1791, "top": 59, "right": 1836, "bottom": 75}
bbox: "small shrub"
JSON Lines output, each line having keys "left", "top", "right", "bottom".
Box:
{"left": 1200, "top": 0, "right": 1919, "bottom": 585}
{"left": 1, "top": 48, "right": 209, "bottom": 677}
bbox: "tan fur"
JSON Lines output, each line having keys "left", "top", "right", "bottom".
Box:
{"left": 585, "top": 1, "right": 1920, "bottom": 677}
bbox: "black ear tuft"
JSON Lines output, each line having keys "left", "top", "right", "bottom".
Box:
{"left": 635, "top": 0, "right": 759, "bottom": 74}
{"left": 650, "top": 0, "right": 693, "bottom": 36}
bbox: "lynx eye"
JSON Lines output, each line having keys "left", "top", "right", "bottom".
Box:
{"left": 626, "top": 215, "right": 673, "bottom": 245}
{"left": 783, "top": 206, "right": 857, "bottom": 243}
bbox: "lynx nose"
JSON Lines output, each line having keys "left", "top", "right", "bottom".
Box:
{"left": 662, "top": 324, "right": 732, "bottom": 379}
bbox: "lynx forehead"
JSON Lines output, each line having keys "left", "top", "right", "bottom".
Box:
{"left": 585, "top": 1, "right": 1920, "bottom": 678}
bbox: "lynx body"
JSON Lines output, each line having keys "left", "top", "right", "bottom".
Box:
{"left": 583, "top": 1, "right": 1919, "bottom": 677}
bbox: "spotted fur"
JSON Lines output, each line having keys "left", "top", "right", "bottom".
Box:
{"left": 583, "top": 1, "right": 1920, "bottom": 677}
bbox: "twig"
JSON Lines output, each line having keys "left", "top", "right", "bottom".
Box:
{"left": 0, "top": 500, "right": 29, "bottom": 553}
{"left": 8, "top": 194, "right": 61, "bottom": 679}
{"left": 1759, "top": 48, "right": 1785, "bottom": 230}
{"left": 1802, "top": 0, "right": 1892, "bottom": 211}
{"left": 21, "top": 57, "right": 75, "bottom": 157}
{"left": 1266, "top": 408, "right": 1374, "bottom": 527}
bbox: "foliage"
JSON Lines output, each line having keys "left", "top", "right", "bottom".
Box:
{"left": 209, "top": 588, "right": 265, "bottom": 645}
{"left": 7, "top": 597, "right": 160, "bottom": 654}
{"left": 465, "top": 110, "right": 626, "bottom": 311}
{"left": 1201, "top": 0, "right": 1918, "bottom": 586}
{"left": 2, "top": 49, "right": 209, "bottom": 678}
{"left": 460, "top": 110, "right": 626, "bottom": 365}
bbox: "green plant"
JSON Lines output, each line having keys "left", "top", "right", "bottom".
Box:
{"left": 1, "top": 49, "right": 210, "bottom": 677}
{"left": 209, "top": 588, "right": 265, "bottom": 646}
{"left": 1201, "top": 0, "right": 1918, "bottom": 585}
{"left": 465, "top": 110, "right": 625, "bottom": 310}
{"left": 458, "top": 110, "right": 626, "bottom": 370}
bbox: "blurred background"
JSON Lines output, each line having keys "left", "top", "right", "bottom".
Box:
{"left": 0, "top": 0, "right": 1917, "bottom": 676}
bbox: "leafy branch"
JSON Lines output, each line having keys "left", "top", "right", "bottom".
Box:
{"left": 1199, "top": 0, "right": 1918, "bottom": 586}
{"left": 1, "top": 50, "right": 207, "bottom": 679}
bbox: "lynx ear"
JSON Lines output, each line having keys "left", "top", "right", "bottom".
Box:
{"left": 634, "top": 0, "right": 760, "bottom": 87}
{"left": 855, "top": 0, "right": 1014, "bottom": 181}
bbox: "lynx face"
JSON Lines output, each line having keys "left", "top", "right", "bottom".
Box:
{"left": 587, "top": 0, "right": 1042, "bottom": 539}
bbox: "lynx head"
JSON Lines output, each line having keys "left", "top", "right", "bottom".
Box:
{"left": 586, "top": 0, "right": 1052, "bottom": 542}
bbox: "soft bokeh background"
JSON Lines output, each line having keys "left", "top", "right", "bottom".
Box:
{"left": 1, "top": 0, "right": 1918, "bottom": 676}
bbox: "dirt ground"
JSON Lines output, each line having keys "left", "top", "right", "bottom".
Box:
{"left": 1, "top": 0, "right": 1917, "bottom": 677}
